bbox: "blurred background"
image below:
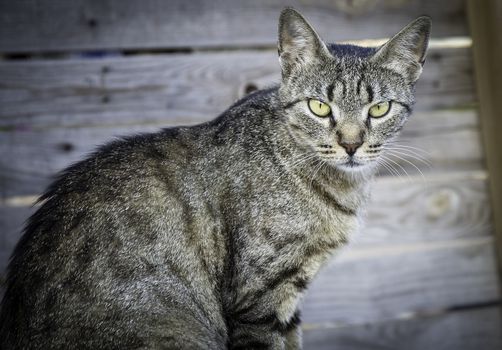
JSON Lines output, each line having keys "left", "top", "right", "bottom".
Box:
{"left": 0, "top": 0, "right": 501, "bottom": 349}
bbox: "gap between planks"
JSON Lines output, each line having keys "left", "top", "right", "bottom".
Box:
{"left": 301, "top": 300, "right": 501, "bottom": 332}
{"left": 0, "top": 37, "right": 473, "bottom": 60}
{"left": 337, "top": 236, "right": 493, "bottom": 263}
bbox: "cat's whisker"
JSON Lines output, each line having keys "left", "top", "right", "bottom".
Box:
{"left": 385, "top": 151, "right": 426, "bottom": 180}
{"left": 309, "top": 158, "right": 326, "bottom": 189}
{"left": 288, "top": 153, "right": 319, "bottom": 170}
{"left": 272, "top": 152, "right": 319, "bottom": 186}
{"left": 380, "top": 154, "right": 411, "bottom": 179}
{"left": 384, "top": 148, "right": 432, "bottom": 168}
{"left": 378, "top": 161, "right": 400, "bottom": 178}
{"left": 387, "top": 141, "right": 431, "bottom": 156}
{"left": 384, "top": 142, "right": 430, "bottom": 156}
{"left": 385, "top": 144, "right": 431, "bottom": 159}
{"left": 374, "top": 156, "right": 397, "bottom": 177}
{"left": 376, "top": 157, "right": 402, "bottom": 178}
{"left": 386, "top": 141, "right": 432, "bottom": 156}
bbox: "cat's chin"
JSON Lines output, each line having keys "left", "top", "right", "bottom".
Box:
{"left": 335, "top": 159, "right": 376, "bottom": 174}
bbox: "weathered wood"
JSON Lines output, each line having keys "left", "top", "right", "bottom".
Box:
{"left": 302, "top": 237, "right": 500, "bottom": 324}
{"left": 0, "top": 46, "right": 475, "bottom": 130}
{"left": 0, "top": 108, "right": 483, "bottom": 198}
{"left": 0, "top": 0, "right": 468, "bottom": 53}
{"left": 0, "top": 206, "right": 32, "bottom": 278}
{"left": 467, "top": 0, "right": 502, "bottom": 281}
{"left": 303, "top": 307, "right": 502, "bottom": 350}
{"left": 359, "top": 171, "right": 491, "bottom": 245}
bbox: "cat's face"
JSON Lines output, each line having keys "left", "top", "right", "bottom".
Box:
{"left": 277, "top": 9, "right": 431, "bottom": 173}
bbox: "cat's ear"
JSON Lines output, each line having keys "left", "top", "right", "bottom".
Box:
{"left": 278, "top": 8, "right": 330, "bottom": 77}
{"left": 371, "top": 16, "right": 431, "bottom": 83}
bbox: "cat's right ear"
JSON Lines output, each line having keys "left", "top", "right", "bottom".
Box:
{"left": 370, "top": 16, "right": 431, "bottom": 83}
{"left": 278, "top": 8, "right": 330, "bottom": 77}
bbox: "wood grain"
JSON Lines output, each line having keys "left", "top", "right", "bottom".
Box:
{"left": 303, "top": 307, "right": 502, "bottom": 350}
{"left": 359, "top": 171, "right": 492, "bottom": 245}
{"left": 0, "top": 0, "right": 468, "bottom": 53}
{"left": 302, "top": 237, "right": 500, "bottom": 324}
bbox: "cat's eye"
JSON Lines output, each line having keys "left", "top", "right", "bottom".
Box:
{"left": 308, "top": 99, "right": 331, "bottom": 117}
{"left": 368, "top": 101, "right": 391, "bottom": 118}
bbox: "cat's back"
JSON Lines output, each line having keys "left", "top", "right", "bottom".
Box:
{"left": 0, "top": 123, "right": 229, "bottom": 349}
{"left": 0, "top": 88, "right": 279, "bottom": 349}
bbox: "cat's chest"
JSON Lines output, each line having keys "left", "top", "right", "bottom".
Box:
{"left": 308, "top": 181, "right": 368, "bottom": 239}
{"left": 268, "top": 198, "right": 364, "bottom": 321}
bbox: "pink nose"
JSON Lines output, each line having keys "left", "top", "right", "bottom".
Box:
{"left": 338, "top": 141, "right": 362, "bottom": 156}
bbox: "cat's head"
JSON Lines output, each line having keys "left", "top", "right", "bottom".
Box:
{"left": 277, "top": 8, "right": 431, "bottom": 174}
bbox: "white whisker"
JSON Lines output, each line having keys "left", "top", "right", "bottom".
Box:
{"left": 377, "top": 156, "right": 402, "bottom": 178}
{"left": 381, "top": 155, "right": 411, "bottom": 179}
{"left": 271, "top": 152, "right": 319, "bottom": 187}
{"left": 384, "top": 148, "right": 432, "bottom": 168}
{"left": 385, "top": 145, "right": 431, "bottom": 159}
{"left": 386, "top": 151, "right": 426, "bottom": 180}
{"left": 386, "top": 141, "right": 432, "bottom": 156}
{"left": 309, "top": 158, "right": 326, "bottom": 189}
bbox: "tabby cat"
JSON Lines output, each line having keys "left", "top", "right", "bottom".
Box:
{"left": 0, "top": 8, "right": 430, "bottom": 350}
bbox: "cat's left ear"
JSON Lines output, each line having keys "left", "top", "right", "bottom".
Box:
{"left": 278, "top": 8, "right": 330, "bottom": 77}
{"left": 371, "top": 16, "right": 431, "bottom": 83}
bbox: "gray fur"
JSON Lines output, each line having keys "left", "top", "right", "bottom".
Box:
{"left": 0, "top": 8, "right": 430, "bottom": 350}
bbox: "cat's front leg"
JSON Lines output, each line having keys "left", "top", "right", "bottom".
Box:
{"left": 229, "top": 323, "right": 285, "bottom": 350}
{"left": 281, "top": 309, "right": 302, "bottom": 350}
{"left": 230, "top": 325, "right": 301, "bottom": 350}
{"left": 284, "top": 325, "right": 302, "bottom": 350}
{"left": 229, "top": 309, "right": 303, "bottom": 349}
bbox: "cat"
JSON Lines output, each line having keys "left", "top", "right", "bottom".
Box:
{"left": 0, "top": 8, "right": 430, "bottom": 350}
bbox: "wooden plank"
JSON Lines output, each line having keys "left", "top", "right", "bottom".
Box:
{"left": 303, "top": 307, "right": 502, "bottom": 350}
{"left": 0, "top": 206, "right": 34, "bottom": 278}
{"left": 0, "top": 46, "right": 475, "bottom": 130}
{"left": 467, "top": 0, "right": 502, "bottom": 280}
{"left": 359, "top": 172, "right": 492, "bottom": 245}
{"left": 0, "top": 45, "right": 475, "bottom": 126}
{"left": 0, "top": 108, "right": 483, "bottom": 198}
{"left": 0, "top": 0, "right": 468, "bottom": 53}
{"left": 302, "top": 237, "right": 500, "bottom": 324}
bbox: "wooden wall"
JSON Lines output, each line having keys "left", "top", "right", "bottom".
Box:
{"left": 0, "top": 1, "right": 501, "bottom": 348}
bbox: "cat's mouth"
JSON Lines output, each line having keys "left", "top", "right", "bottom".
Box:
{"left": 343, "top": 159, "right": 363, "bottom": 168}
{"left": 335, "top": 157, "right": 373, "bottom": 172}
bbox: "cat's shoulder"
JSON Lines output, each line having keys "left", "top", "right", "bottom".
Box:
{"left": 226, "top": 86, "right": 279, "bottom": 114}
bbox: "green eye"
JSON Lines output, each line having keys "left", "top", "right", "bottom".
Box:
{"left": 308, "top": 99, "right": 331, "bottom": 117}
{"left": 369, "top": 101, "right": 391, "bottom": 118}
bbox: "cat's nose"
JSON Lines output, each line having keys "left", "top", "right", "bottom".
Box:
{"left": 338, "top": 141, "right": 363, "bottom": 156}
